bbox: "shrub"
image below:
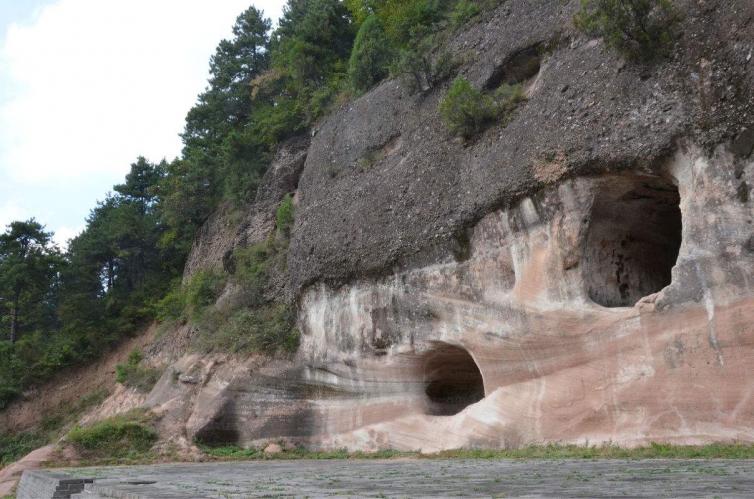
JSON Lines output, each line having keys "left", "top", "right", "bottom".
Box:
{"left": 392, "top": 39, "right": 459, "bottom": 93}
{"left": 232, "top": 241, "right": 274, "bottom": 308}
{"left": 66, "top": 410, "right": 157, "bottom": 459}
{"left": 450, "top": 0, "right": 480, "bottom": 28}
{"left": 195, "top": 304, "right": 299, "bottom": 355}
{"left": 115, "top": 350, "right": 160, "bottom": 393}
{"left": 574, "top": 0, "right": 679, "bottom": 61}
{"left": 0, "top": 430, "right": 47, "bottom": 466}
{"left": 439, "top": 77, "right": 524, "bottom": 139}
{"left": 378, "top": 0, "right": 453, "bottom": 47}
{"left": 184, "top": 270, "right": 226, "bottom": 315}
{"left": 275, "top": 194, "right": 295, "bottom": 238}
{"left": 440, "top": 77, "right": 494, "bottom": 138}
{"left": 155, "top": 270, "right": 226, "bottom": 323}
{"left": 154, "top": 280, "right": 186, "bottom": 322}
{"left": 349, "top": 15, "right": 395, "bottom": 93}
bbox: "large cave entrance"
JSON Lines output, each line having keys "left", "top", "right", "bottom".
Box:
{"left": 584, "top": 175, "right": 682, "bottom": 308}
{"left": 422, "top": 344, "right": 485, "bottom": 416}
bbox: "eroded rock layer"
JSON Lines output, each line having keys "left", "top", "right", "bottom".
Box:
{"left": 138, "top": 0, "right": 754, "bottom": 453}
{"left": 281, "top": 145, "right": 753, "bottom": 451}
{"left": 149, "top": 144, "right": 754, "bottom": 452}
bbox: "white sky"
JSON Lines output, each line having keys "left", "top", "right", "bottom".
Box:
{"left": 0, "top": 0, "right": 285, "bottom": 247}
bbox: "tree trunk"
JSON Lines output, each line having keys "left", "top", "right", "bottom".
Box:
{"left": 9, "top": 291, "right": 19, "bottom": 343}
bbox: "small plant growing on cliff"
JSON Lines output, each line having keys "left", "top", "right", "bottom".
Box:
{"left": 275, "top": 194, "right": 295, "bottom": 238}
{"left": 115, "top": 350, "right": 160, "bottom": 393}
{"left": 155, "top": 270, "right": 226, "bottom": 323}
{"left": 199, "top": 304, "right": 299, "bottom": 355}
{"left": 450, "top": 0, "right": 480, "bottom": 28}
{"left": 439, "top": 76, "right": 524, "bottom": 139}
{"left": 392, "top": 39, "right": 459, "bottom": 93}
{"left": 574, "top": 0, "right": 680, "bottom": 61}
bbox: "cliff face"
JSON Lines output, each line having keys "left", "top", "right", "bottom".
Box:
{"left": 289, "top": 0, "right": 753, "bottom": 291}
{"left": 144, "top": 0, "right": 754, "bottom": 452}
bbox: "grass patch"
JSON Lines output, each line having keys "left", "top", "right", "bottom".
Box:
{"left": 193, "top": 304, "right": 299, "bottom": 355}
{"left": 0, "top": 387, "right": 109, "bottom": 466}
{"left": 115, "top": 350, "right": 160, "bottom": 393}
{"left": 201, "top": 442, "right": 754, "bottom": 461}
{"left": 0, "top": 430, "right": 47, "bottom": 467}
{"left": 428, "top": 442, "right": 754, "bottom": 459}
{"left": 65, "top": 409, "right": 158, "bottom": 461}
{"left": 190, "top": 238, "right": 299, "bottom": 356}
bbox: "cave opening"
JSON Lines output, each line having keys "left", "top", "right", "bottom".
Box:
{"left": 584, "top": 175, "right": 682, "bottom": 308}
{"left": 484, "top": 45, "right": 542, "bottom": 90}
{"left": 422, "top": 344, "right": 485, "bottom": 416}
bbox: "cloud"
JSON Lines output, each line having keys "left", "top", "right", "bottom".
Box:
{"left": 0, "top": 0, "right": 284, "bottom": 186}
{"left": 0, "top": 200, "right": 29, "bottom": 229}
{"left": 51, "top": 224, "right": 82, "bottom": 249}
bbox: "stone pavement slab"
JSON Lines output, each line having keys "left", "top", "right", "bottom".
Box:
{"left": 43, "top": 459, "right": 754, "bottom": 498}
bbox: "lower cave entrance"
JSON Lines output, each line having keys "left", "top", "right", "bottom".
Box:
{"left": 422, "top": 344, "right": 485, "bottom": 416}
{"left": 584, "top": 175, "right": 682, "bottom": 308}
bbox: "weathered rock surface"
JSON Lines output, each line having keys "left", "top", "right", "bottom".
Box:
{"left": 182, "top": 136, "right": 308, "bottom": 282}
{"left": 26, "top": 0, "right": 754, "bottom": 458}
{"left": 143, "top": 142, "right": 754, "bottom": 452}
{"left": 289, "top": 0, "right": 754, "bottom": 291}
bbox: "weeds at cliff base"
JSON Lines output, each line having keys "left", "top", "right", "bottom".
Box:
{"left": 65, "top": 409, "right": 158, "bottom": 460}
{"left": 0, "top": 387, "right": 109, "bottom": 466}
{"left": 200, "top": 442, "right": 754, "bottom": 461}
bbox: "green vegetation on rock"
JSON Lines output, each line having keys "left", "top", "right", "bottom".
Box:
{"left": 66, "top": 410, "right": 158, "bottom": 460}
{"left": 439, "top": 76, "right": 524, "bottom": 139}
{"left": 574, "top": 0, "right": 680, "bottom": 61}
{"left": 0, "top": 388, "right": 109, "bottom": 466}
{"left": 275, "top": 194, "right": 296, "bottom": 238}
{"left": 115, "top": 350, "right": 161, "bottom": 393}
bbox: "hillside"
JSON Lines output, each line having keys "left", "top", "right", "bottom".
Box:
{"left": 2, "top": 0, "right": 754, "bottom": 491}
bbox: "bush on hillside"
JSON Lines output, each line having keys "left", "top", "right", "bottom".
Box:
{"left": 378, "top": 0, "right": 453, "bottom": 47}
{"left": 439, "top": 77, "right": 524, "bottom": 139}
{"left": 66, "top": 410, "right": 157, "bottom": 459}
{"left": 194, "top": 304, "right": 299, "bottom": 355}
{"left": 392, "top": 38, "right": 459, "bottom": 93}
{"left": 349, "top": 15, "right": 395, "bottom": 93}
{"left": 115, "top": 350, "right": 160, "bottom": 393}
{"left": 574, "top": 0, "right": 680, "bottom": 61}
{"left": 275, "top": 194, "right": 296, "bottom": 238}
{"left": 450, "top": 0, "right": 480, "bottom": 28}
{"left": 155, "top": 270, "right": 226, "bottom": 323}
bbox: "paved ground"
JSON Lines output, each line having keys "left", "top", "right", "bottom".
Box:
{"left": 59, "top": 459, "right": 754, "bottom": 498}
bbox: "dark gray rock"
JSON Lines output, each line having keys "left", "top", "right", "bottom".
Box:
{"left": 288, "top": 0, "right": 754, "bottom": 293}
{"left": 732, "top": 128, "right": 754, "bottom": 158}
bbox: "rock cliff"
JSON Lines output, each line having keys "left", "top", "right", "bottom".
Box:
{"left": 91, "top": 0, "right": 754, "bottom": 453}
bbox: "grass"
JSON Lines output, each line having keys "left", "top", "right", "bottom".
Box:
{"left": 115, "top": 350, "right": 160, "bottom": 393}
{"left": 65, "top": 409, "right": 157, "bottom": 461}
{"left": 0, "top": 387, "right": 110, "bottom": 466}
{"left": 28, "top": 441, "right": 754, "bottom": 471}
{"left": 200, "top": 442, "right": 754, "bottom": 461}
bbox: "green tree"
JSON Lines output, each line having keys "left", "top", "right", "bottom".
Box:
{"left": 183, "top": 7, "right": 271, "bottom": 152}
{"left": 271, "top": 0, "right": 355, "bottom": 121}
{"left": 349, "top": 15, "right": 394, "bottom": 93}
{"left": 574, "top": 0, "right": 679, "bottom": 61}
{"left": 0, "top": 220, "right": 62, "bottom": 343}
